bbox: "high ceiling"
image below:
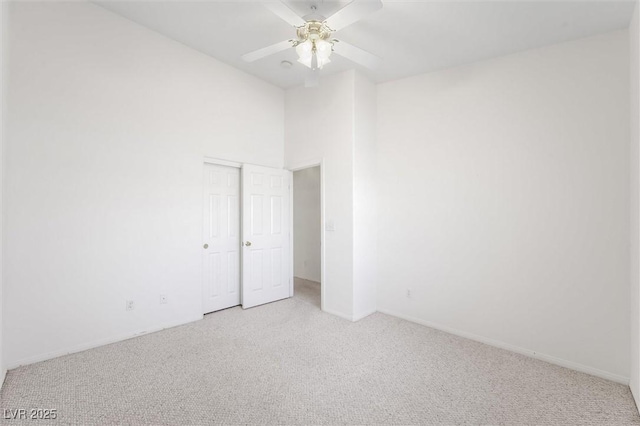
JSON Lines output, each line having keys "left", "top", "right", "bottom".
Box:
{"left": 96, "top": 1, "right": 636, "bottom": 88}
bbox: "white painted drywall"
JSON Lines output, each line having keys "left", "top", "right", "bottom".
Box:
{"left": 293, "top": 167, "right": 321, "bottom": 283}
{"left": 285, "top": 71, "right": 354, "bottom": 319}
{"left": 377, "top": 31, "right": 630, "bottom": 381}
{"left": 286, "top": 70, "right": 378, "bottom": 321}
{"left": 0, "top": 0, "right": 8, "bottom": 385}
{"left": 631, "top": 0, "right": 640, "bottom": 403}
{"left": 353, "top": 72, "right": 377, "bottom": 320}
{"left": 4, "top": 2, "right": 283, "bottom": 368}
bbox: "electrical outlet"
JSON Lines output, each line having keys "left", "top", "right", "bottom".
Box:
{"left": 406, "top": 289, "right": 412, "bottom": 298}
{"left": 126, "top": 300, "right": 135, "bottom": 311}
{"left": 160, "top": 294, "right": 168, "bottom": 304}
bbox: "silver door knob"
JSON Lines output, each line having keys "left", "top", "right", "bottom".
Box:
{"left": 245, "top": 241, "right": 252, "bottom": 247}
{"left": 203, "top": 244, "right": 209, "bottom": 249}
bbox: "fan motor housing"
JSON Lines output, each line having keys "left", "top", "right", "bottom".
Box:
{"left": 296, "top": 21, "right": 333, "bottom": 43}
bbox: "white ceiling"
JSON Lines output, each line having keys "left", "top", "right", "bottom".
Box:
{"left": 96, "top": 1, "right": 636, "bottom": 88}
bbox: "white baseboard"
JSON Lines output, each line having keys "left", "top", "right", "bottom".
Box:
{"left": 631, "top": 380, "right": 640, "bottom": 412}
{"left": 377, "top": 308, "right": 629, "bottom": 385}
{"left": 6, "top": 315, "right": 203, "bottom": 370}
{"left": 353, "top": 308, "right": 377, "bottom": 322}
{"left": 294, "top": 276, "right": 320, "bottom": 284}
{"left": 323, "top": 307, "right": 377, "bottom": 322}
{"left": 322, "top": 307, "right": 354, "bottom": 322}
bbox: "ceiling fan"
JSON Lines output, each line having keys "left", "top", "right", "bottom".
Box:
{"left": 242, "top": 0, "right": 383, "bottom": 87}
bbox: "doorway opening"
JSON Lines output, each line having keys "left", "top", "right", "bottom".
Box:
{"left": 292, "top": 165, "right": 322, "bottom": 309}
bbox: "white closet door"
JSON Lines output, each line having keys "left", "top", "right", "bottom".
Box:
{"left": 241, "top": 164, "right": 291, "bottom": 309}
{"left": 202, "top": 163, "right": 240, "bottom": 314}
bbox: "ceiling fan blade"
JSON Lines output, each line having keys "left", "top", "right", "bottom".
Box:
{"left": 333, "top": 40, "right": 382, "bottom": 70}
{"left": 242, "top": 39, "right": 292, "bottom": 63}
{"left": 264, "top": 2, "right": 306, "bottom": 27}
{"left": 305, "top": 69, "right": 319, "bottom": 88}
{"left": 324, "top": 0, "right": 383, "bottom": 32}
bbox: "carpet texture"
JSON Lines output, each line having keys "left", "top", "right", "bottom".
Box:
{"left": 1, "top": 278, "right": 638, "bottom": 425}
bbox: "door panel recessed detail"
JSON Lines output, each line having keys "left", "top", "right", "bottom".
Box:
{"left": 209, "top": 195, "right": 220, "bottom": 239}
{"left": 271, "top": 196, "right": 282, "bottom": 235}
{"left": 271, "top": 248, "right": 282, "bottom": 287}
{"left": 251, "top": 249, "right": 264, "bottom": 291}
{"left": 242, "top": 165, "right": 291, "bottom": 309}
{"left": 251, "top": 195, "right": 264, "bottom": 235}
{"left": 270, "top": 175, "right": 283, "bottom": 188}
{"left": 209, "top": 252, "right": 221, "bottom": 298}
{"left": 203, "top": 164, "right": 241, "bottom": 314}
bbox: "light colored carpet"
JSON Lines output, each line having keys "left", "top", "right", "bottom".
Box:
{"left": 1, "top": 278, "right": 639, "bottom": 425}
{"left": 291, "top": 277, "right": 321, "bottom": 309}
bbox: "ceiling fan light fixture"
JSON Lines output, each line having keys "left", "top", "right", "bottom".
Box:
{"left": 315, "top": 39, "right": 333, "bottom": 69}
{"left": 297, "top": 56, "right": 313, "bottom": 69}
{"left": 293, "top": 21, "right": 334, "bottom": 70}
{"left": 295, "top": 39, "right": 314, "bottom": 68}
{"left": 243, "top": 0, "right": 383, "bottom": 82}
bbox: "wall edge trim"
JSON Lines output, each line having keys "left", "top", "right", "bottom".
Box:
{"left": 377, "top": 308, "right": 629, "bottom": 385}
{"left": 353, "top": 308, "right": 377, "bottom": 322}
{"left": 5, "top": 315, "right": 204, "bottom": 370}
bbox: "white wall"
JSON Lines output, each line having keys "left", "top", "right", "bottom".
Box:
{"left": 5, "top": 2, "right": 283, "bottom": 368}
{"left": 352, "top": 72, "right": 377, "bottom": 320}
{"left": 286, "top": 70, "right": 378, "bottom": 321}
{"left": 293, "top": 166, "right": 321, "bottom": 283}
{"left": 630, "top": 0, "right": 640, "bottom": 403}
{"left": 0, "top": 0, "right": 8, "bottom": 385}
{"left": 377, "top": 31, "right": 630, "bottom": 382}
{"left": 286, "top": 71, "right": 354, "bottom": 319}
